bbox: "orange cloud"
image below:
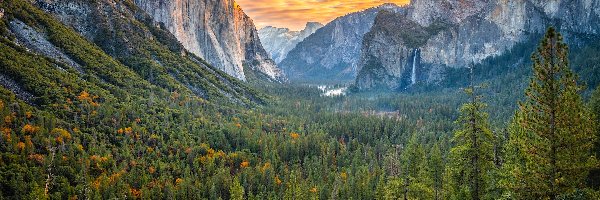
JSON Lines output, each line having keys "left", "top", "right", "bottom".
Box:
{"left": 236, "top": 0, "right": 410, "bottom": 30}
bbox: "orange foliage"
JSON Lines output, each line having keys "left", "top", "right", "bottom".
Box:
{"left": 77, "top": 91, "right": 90, "bottom": 101}
{"left": 235, "top": 123, "right": 242, "bottom": 128}
{"left": 130, "top": 188, "right": 142, "bottom": 198}
{"left": 135, "top": 118, "right": 142, "bottom": 123}
{"left": 56, "top": 136, "right": 64, "bottom": 144}
{"left": 24, "top": 135, "right": 33, "bottom": 148}
{"left": 275, "top": 176, "right": 282, "bottom": 185}
{"left": 290, "top": 132, "right": 300, "bottom": 139}
{"left": 4, "top": 116, "right": 11, "bottom": 125}
{"left": 149, "top": 166, "right": 156, "bottom": 174}
{"left": 22, "top": 124, "right": 38, "bottom": 134}
{"left": 28, "top": 154, "right": 45, "bottom": 164}
{"left": 240, "top": 161, "right": 250, "bottom": 168}
{"left": 185, "top": 147, "right": 192, "bottom": 154}
{"left": 117, "top": 128, "right": 124, "bottom": 134}
{"left": 310, "top": 187, "right": 318, "bottom": 193}
{"left": 2, "top": 128, "right": 11, "bottom": 142}
{"left": 77, "top": 91, "right": 100, "bottom": 106}
{"left": 16, "top": 142, "right": 25, "bottom": 151}
{"left": 25, "top": 111, "right": 32, "bottom": 119}
{"left": 0, "top": 100, "right": 3, "bottom": 109}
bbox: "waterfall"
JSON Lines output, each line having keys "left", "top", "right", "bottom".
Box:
{"left": 411, "top": 49, "right": 418, "bottom": 85}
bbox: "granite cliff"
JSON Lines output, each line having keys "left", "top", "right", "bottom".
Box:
{"left": 134, "top": 0, "right": 284, "bottom": 81}
{"left": 355, "top": 0, "right": 600, "bottom": 90}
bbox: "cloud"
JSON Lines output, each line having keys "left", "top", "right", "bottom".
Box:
{"left": 236, "top": 0, "right": 410, "bottom": 30}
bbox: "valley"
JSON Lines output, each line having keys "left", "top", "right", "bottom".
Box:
{"left": 0, "top": 0, "right": 599, "bottom": 199}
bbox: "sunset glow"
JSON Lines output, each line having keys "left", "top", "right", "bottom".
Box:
{"left": 236, "top": 0, "right": 410, "bottom": 30}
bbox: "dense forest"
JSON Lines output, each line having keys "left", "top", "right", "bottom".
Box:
{"left": 0, "top": 0, "right": 599, "bottom": 200}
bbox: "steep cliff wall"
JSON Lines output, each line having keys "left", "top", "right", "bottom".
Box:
{"left": 356, "top": 0, "right": 600, "bottom": 91}
{"left": 134, "top": 0, "right": 284, "bottom": 81}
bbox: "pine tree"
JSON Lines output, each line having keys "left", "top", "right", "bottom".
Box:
{"left": 447, "top": 65, "right": 495, "bottom": 200}
{"left": 505, "top": 27, "right": 597, "bottom": 199}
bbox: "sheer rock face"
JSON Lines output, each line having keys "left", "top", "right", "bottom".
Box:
{"left": 355, "top": 0, "right": 600, "bottom": 91}
{"left": 279, "top": 3, "right": 404, "bottom": 83}
{"left": 133, "top": 0, "right": 284, "bottom": 81}
{"left": 258, "top": 22, "right": 324, "bottom": 63}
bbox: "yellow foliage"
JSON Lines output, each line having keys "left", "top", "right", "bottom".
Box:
{"left": 175, "top": 178, "right": 184, "bottom": 185}
{"left": 340, "top": 172, "right": 348, "bottom": 181}
{"left": 290, "top": 132, "right": 300, "bottom": 139}
{"left": 147, "top": 147, "right": 154, "bottom": 153}
{"left": 275, "top": 176, "right": 282, "bottom": 185}
{"left": 4, "top": 116, "right": 11, "bottom": 125}
{"left": 51, "top": 128, "right": 71, "bottom": 142}
{"left": 0, "top": 100, "right": 3, "bottom": 109}
{"left": 76, "top": 144, "right": 84, "bottom": 151}
{"left": 310, "top": 187, "right": 318, "bottom": 193}
{"left": 261, "top": 162, "right": 271, "bottom": 173}
{"left": 124, "top": 127, "right": 133, "bottom": 135}
{"left": 240, "top": 161, "right": 250, "bottom": 168}
{"left": 25, "top": 111, "right": 32, "bottom": 119}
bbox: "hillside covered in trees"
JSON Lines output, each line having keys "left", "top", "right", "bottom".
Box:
{"left": 0, "top": 0, "right": 599, "bottom": 199}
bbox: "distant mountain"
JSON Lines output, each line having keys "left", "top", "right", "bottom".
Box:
{"left": 258, "top": 22, "right": 323, "bottom": 63}
{"left": 279, "top": 3, "right": 403, "bottom": 84}
{"left": 134, "top": 0, "right": 285, "bottom": 82}
{"left": 355, "top": 0, "right": 600, "bottom": 91}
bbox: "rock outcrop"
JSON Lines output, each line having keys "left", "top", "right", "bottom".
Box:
{"left": 355, "top": 0, "right": 600, "bottom": 91}
{"left": 258, "top": 22, "right": 323, "bottom": 63}
{"left": 133, "top": 0, "right": 284, "bottom": 81}
{"left": 279, "top": 3, "right": 403, "bottom": 83}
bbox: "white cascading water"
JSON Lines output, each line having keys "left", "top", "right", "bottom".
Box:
{"left": 411, "top": 49, "right": 418, "bottom": 85}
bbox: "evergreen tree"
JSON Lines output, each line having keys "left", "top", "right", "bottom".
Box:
{"left": 447, "top": 66, "right": 495, "bottom": 200}
{"left": 230, "top": 178, "right": 245, "bottom": 200}
{"left": 429, "top": 143, "right": 445, "bottom": 200}
{"left": 399, "top": 133, "right": 433, "bottom": 200}
{"left": 587, "top": 86, "right": 600, "bottom": 188}
{"left": 504, "top": 27, "right": 598, "bottom": 199}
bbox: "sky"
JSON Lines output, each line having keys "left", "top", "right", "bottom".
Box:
{"left": 236, "top": 0, "right": 410, "bottom": 31}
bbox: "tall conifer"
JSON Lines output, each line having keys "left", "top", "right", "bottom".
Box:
{"left": 505, "top": 27, "right": 597, "bottom": 199}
